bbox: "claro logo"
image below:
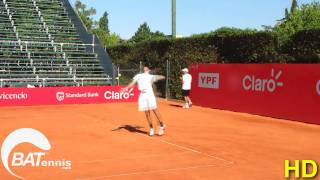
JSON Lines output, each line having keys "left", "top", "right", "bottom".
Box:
{"left": 243, "top": 69, "right": 284, "bottom": 93}
{"left": 1, "top": 128, "right": 71, "bottom": 179}
{"left": 317, "top": 80, "right": 320, "bottom": 96}
{"left": 104, "top": 88, "right": 134, "bottom": 100}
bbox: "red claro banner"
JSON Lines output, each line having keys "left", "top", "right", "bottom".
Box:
{"left": 0, "top": 86, "right": 139, "bottom": 107}
{"left": 189, "top": 64, "right": 320, "bottom": 125}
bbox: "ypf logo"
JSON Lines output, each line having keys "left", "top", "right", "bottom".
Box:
{"left": 198, "top": 73, "right": 220, "bottom": 89}
{"left": 243, "top": 69, "right": 284, "bottom": 93}
{"left": 104, "top": 88, "right": 134, "bottom": 100}
{"left": 316, "top": 80, "right": 320, "bottom": 96}
{"left": 1, "top": 128, "right": 71, "bottom": 179}
{"left": 56, "top": 92, "right": 65, "bottom": 102}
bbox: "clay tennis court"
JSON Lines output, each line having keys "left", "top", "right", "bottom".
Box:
{"left": 0, "top": 99, "right": 319, "bottom": 180}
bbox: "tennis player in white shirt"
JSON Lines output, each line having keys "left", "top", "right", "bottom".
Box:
{"left": 181, "top": 68, "right": 192, "bottom": 108}
{"left": 122, "top": 66, "right": 166, "bottom": 136}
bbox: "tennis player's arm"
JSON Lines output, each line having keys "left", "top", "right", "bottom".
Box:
{"left": 122, "top": 80, "right": 137, "bottom": 92}
{"left": 154, "top": 75, "right": 166, "bottom": 81}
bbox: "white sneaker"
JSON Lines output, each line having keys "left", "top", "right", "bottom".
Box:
{"left": 158, "top": 125, "right": 165, "bottom": 136}
{"left": 183, "top": 104, "right": 190, "bottom": 109}
{"left": 149, "top": 128, "right": 155, "bottom": 136}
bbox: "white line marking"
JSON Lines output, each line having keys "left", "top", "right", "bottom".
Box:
{"left": 76, "top": 164, "right": 218, "bottom": 180}
{"left": 78, "top": 151, "right": 193, "bottom": 164}
{"left": 159, "top": 139, "right": 200, "bottom": 153}
{"left": 133, "top": 132, "right": 234, "bottom": 165}
{"left": 76, "top": 119, "right": 235, "bottom": 179}
{"left": 159, "top": 139, "right": 234, "bottom": 165}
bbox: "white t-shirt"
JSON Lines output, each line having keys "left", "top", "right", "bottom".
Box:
{"left": 133, "top": 73, "right": 157, "bottom": 93}
{"left": 182, "top": 74, "right": 192, "bottom": 90}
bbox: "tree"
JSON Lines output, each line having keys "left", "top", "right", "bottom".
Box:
{"left": 274, "top": 1, "right": 320, "bottom": 43}
{"left": 151, "top": 31, "right": 167, "bottom": 40}
{"left": 285, "top": 8, "right": 289, "bottom": 19}
{"left": 291, "top": 0, "right": 298, "bottom": 13}
{"left": 92, "top": 29, "right": 122, "bottom": 46}
{"left": 130, "top": 22, "right": 167, "bottom": 43}
{"left": 74, "top": 0, "right": 96, "bottom": 30}
{"left": 130, "top": 22, "right": 152, "bottom": 43}
{"left": 105, "top": 33, "right": 122, "bottom": 47}
{"left": 99, "top": 12, "right": 110, "bottom": 34}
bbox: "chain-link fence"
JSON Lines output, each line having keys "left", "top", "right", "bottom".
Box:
{"left": 113, "top": 60, "right": 173, "bottom": 99}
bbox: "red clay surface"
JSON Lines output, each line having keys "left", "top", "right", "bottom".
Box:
{"left": 0, "top": 99, "right": 319, "bottom": 180}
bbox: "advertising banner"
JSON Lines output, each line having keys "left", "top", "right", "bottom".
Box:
{"left": 0, "top": 86, "right": 138, "bottom": 107}
{"left": 189, "top": 64, "right": 320, "bottom": 124}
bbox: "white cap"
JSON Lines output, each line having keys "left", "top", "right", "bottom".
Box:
{"left": 182, "top": 68, "right": 189, "bottom": 73}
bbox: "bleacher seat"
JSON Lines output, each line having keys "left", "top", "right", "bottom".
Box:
{"left": 0, "top": 0, "right": 111, "bottom": 87}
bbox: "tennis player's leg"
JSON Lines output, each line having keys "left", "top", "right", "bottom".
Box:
{"left": 139, "top": 94, "right": 154, "bottom": 136}
{"left": 181, "top": 90, "right": 189, "bottom": 108}
{"left": 153, "top": 109, "right": 164, "bottom": 127}
{"left": 186, "top": 95, "right": 192, "bottom": 107}
{"left": 153, "top": 109, "right": 165, "bottom": 136}
{"left": 144, "top": 110, "right": 154, "bottom": 136}
{"left": 185, "top": 90, "right": 192, "bottom": 107}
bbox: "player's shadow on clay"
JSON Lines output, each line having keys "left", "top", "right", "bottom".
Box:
{"left": 112, "top": 125, "right": 148, "bottom": 135}
{"left": 169, "top": 104, "right": 183, "bottom": 108}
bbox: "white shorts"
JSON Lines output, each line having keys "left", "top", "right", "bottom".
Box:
{"left": 138, "top": 92, "right": 157, "bottom": 111}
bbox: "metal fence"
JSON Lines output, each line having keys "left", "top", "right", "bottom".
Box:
{"left": 113, "top": 60, "right": 172, "bottom": 99}
{"left": 0, "top": 77, "right": 112, "bottom": 88}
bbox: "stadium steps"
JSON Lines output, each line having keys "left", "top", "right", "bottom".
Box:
{"left": 0, "top": 0, "right": 112, "bottom": 87}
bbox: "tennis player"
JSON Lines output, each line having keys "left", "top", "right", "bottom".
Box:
{"left": 122, "top": 66, "right": 166, "bottom": 136}
{"left": 181, "top": 68, "right": 192, "bottom": 108}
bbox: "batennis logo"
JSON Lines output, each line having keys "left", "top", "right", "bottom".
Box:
{"left": 1, "top": 128, "right": 71, "bottom": 179}
{"left": 0, "top": 92, "right": 28, "bottom": 100}
{"left": 198, "top": 73, "right": 220, "bottom": 89}
{"left": 104, "top": 88, "right": 134, "bottom": 100}
{"left": 242, "top": 69, "right": 284, "bottom": 93}
{"left": 317, "top": 80, "right": 320, "bottom": 96}
{"left": 56, "top": 92, "right": 99, "bottom": 102}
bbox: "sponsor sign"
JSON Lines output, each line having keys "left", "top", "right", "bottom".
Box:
{"left": 190, "top": 64, "right": 320, "bottom": 125}
{"left": 0, "top": 86, "right": 138, "bottom": 107}
{"left": 198, "top": 73, "right": 220, "bottom": 89}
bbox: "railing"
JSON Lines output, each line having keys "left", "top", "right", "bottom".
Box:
{"left": 0, "top": 40, "right": 96, "bottom": 53}
{"left": 0, "top": 77, "right": 112, "bottom": 88}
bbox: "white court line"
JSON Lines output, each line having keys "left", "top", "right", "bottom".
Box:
{"left": 158, "top": 139, "right": 234, "bottom": 165}
{"left": 76, "top": 118, "right": 234, "bottom": 179}
{"left": 76, "top": 164, "right": 218, "bottom": 180}
{"left": 78, "top": 151, "right": 193, "bottom": 164}
{"left": 132, "top": 132, "right": 234, "bottom": 165}
{"left": 76, "top": 131, "right": 234, "bottom": 179}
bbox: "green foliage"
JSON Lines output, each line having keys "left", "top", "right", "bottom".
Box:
{"left": 275, "top": 1, "right": 320, "bottom": 43}
{"left": 130, "top": 22, "right": 152, "bottom": 43}
{"left": 75, "top": 1, "right": 121, "bottom": 47}
{"left": 291, "top": 0, "right": 298, "bottom": 13}
{"left": 74, "top": 0, "right": 96, "bottom": 30}
{"left": 99, "top": 12, "right": 110, "bottom": 34}
{"left": 208, "top": 32, "right": 278, "bottom": 63}
{"left": 92, "top": 29, "right": 122, "bottom": 47}
{"left": 108, "top": 29, "right": 319, "bottom": 98}
{"left": 191, "top": 27, "right": 258, "bottom": 38}
{"left": 130, "top": 22, "right": 167, "bottom": 43}
{"left": 281, "top": 29, "right": 320, "bottom": 63}
{"left": 285, "top": 8, "right": 289, "bottom": 19}
{"left": 211, "top": 27, "right": 258, "bottom": 36}
{"left": 108, "top": 36, "right": 218, "bottom": 98}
